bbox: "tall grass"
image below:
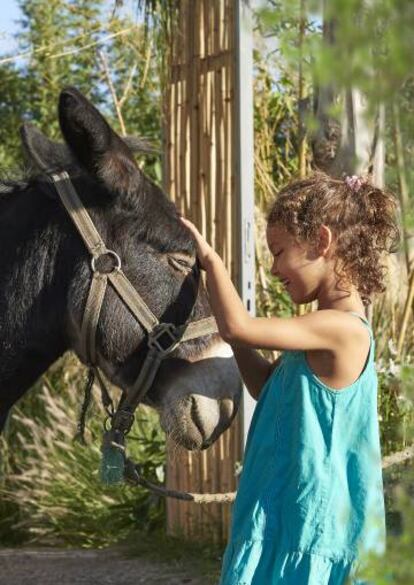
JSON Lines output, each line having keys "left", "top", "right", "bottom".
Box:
{"left": 0, "top": 353, "right": 166, "bottom": 548}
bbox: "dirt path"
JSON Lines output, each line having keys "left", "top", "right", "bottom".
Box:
{"left": 0, "top": 547, "right": 212, "bottom": 585}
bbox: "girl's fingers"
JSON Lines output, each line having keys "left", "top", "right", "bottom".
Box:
{"left": 180, "top": 216, "right": 196, "bottom": 230}
{"left": 180, "top": 216, "right": 202, "bottom": 239}
{"left": 179, "top": 216, "right": 212, "bottom": 267}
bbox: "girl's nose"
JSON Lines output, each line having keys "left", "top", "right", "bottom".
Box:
{"left": 270, "top": 260, "right": 279, "bottom": 277}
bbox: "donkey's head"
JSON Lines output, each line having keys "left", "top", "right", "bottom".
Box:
{"left": 21, "top": 87, "right": 242, "bottom": 450}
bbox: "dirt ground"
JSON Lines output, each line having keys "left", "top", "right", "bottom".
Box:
{"left": 0, "top": 547, "right": 212, "bottom": 585}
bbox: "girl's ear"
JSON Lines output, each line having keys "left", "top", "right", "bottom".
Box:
{"left": 318, "top": 224, "right": 333, "bottom": 256}
{"left": 58, "top": 86, "right": 141, "bottom": 194}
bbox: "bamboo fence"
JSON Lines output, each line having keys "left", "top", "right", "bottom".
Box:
{"left": 162, "top": 0, "right": 242, "bottom": 542}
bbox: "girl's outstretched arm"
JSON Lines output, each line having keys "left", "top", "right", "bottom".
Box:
{"left": 179, "top": 217, "right": 363, "bottom": 353}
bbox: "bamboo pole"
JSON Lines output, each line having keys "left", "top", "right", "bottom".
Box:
{"left": 202, "top": 22, "right": 209, "bottom": 238}
{"left": 189, "top": 2, "right": 198, "bottom": 226}
{"left": 224, "top": 0, "right": 233, "bottom": 280}
{"left": 199, "top": 2, "right": 207, "bottom": 238}
{"left": 164, "top": 75, "right": 172, "bottom": 197}
{"left": 212, "top": 1, "right": 223, "bottom": 535}
{"left": 214, "top": 4, "right": 225, "bottom": 262}
{"left": 171, "top": 55, "right": 178, "bottom": 206}
{"left": 184, "top": 0, "right": 192, "bottom": 216}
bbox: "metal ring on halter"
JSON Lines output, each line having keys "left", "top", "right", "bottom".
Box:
{"left": 91, "top": 250, "right": 122, "bottom": 273}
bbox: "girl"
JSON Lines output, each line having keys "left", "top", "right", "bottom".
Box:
{"left": 179, "top": 172, "right": 400, "bottom": 585}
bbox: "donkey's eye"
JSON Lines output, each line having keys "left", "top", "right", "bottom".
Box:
{"left": 167, "top": 255, "right": 192, "bottom": 271}
{"left": 176, "top": 259, "right": 190, "bottom": 268}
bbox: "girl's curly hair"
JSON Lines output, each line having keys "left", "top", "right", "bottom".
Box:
{"left": 266, "top": 172, "right": 401, "bottom": 307}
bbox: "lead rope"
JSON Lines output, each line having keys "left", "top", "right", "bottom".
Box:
{"left": 74, "top": 367, "right": 95, "bottom": 444}
{"left": 75, "top": 365, "right": 117, "bottom": 444}
{"left": 94, "top": 367, "right": 115, "bottom": 418}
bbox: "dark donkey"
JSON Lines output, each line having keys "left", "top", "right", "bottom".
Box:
{"left": 0, "top": 87, "right": 241, "bottom": 451}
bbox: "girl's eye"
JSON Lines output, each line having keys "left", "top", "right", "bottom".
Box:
{"left": 274, "top": 250, "right": 283, "bottom": 258}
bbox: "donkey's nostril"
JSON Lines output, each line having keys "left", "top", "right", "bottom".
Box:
{"left": 190, "top": 395, "right": 205, "bottom": 441}
{"left": 220, "top": 398, "right": 234, "bottom": 420}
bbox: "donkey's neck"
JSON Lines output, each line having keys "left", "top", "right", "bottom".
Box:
{"left": 0, "top": 184, "right": 72, "bottom": 417}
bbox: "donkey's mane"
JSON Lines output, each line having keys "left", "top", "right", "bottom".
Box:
{"left": 0, "top": 167, "right": 32, "bottom": 194}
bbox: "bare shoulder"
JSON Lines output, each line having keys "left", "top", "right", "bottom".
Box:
{"left": 312, "top": 309, "right": 370, "bottom": 340}
{"left": 311, "top": 309, "right": 372, "bottom": 357}
{"left": 305, "top": 310, "right": 372, "bottom": 390}
{"left": 295, "top": 308, "right": 370, "bottom": 351}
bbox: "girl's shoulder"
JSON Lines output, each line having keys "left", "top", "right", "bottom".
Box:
{"left": 309, "top": 309, "right": 373, "bottom": 345}
{"left": 314, "top": 308, "right": 371, "bottom": 329}
{"left": 302, "top": 311, "right": 373, "bottom": 392}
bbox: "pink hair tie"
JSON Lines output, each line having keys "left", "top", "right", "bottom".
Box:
{"left": 345, "top": 175, "right": 364, "bottom": 193}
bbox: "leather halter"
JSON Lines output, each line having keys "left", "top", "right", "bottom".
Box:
{"left": 50, "top": 170, "right": 218, "bottom": 436}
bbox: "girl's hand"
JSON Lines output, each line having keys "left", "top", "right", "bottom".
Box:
{"left": 179, "top": 216, "right": 217, "bottom": 270}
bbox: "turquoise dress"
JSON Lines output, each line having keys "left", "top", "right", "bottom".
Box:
{"left": 219, "top": 312, "right": 386, "bottom": 585}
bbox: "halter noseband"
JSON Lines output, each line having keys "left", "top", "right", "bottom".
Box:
{"left": 49, "top": 171, "right": 218, "bottom": 456}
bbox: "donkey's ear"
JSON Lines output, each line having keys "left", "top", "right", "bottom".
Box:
{"left": 20, "top": 123, "right": 77, "bottom": 173}
{"left": 58, "top": 87, "right": 141, "bottom": 194}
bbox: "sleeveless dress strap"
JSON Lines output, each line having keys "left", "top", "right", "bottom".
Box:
{"left": 344, "top": 311, "right": 374, "bottom": 365}
{"left": 344, "top": 311, "right": 372, "bottom": 330}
